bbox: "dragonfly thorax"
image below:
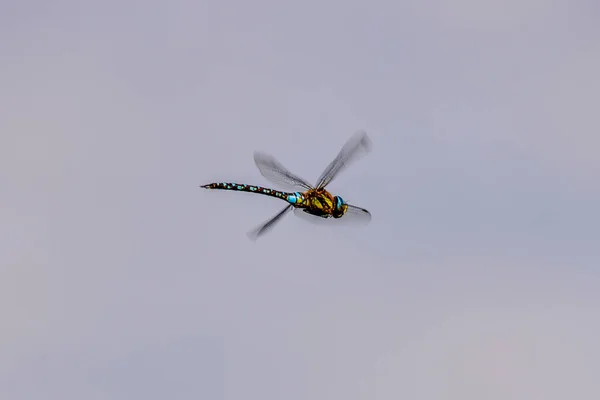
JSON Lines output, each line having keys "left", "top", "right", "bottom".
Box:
{"left": 294, "top": 188, "right": 348, "bottom": 219}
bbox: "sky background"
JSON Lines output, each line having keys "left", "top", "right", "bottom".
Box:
{"left": 1, "top": 0, "right": 599, "bottom": 399}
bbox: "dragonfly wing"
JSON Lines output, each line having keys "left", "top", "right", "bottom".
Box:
{"left": 316, "top": 130, "right": 372, "bottom": 189}
{"left": 254, "top": 151, "right": 313, "bottom": 190}
{"left": 293, "top": 208, "right": 333, "bottom": 226}
{"left": 292, "top": 203, "right": 371, "bottom": 227}
{"left": 247, "top": 205, "right": 293, "bottom": 241}
{"left": 343, "top": 204, "right": 372, "bottom": 225}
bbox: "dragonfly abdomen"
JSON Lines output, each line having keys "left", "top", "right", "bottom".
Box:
{"left": 201, "top": 182, "right": 293, "bottom": 202}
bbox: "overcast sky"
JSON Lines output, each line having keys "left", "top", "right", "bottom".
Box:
{"left": 2, "top": 1, "right": 599, "bottom": 399}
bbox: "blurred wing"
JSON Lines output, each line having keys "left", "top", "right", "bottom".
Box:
{"left": 254, "top": 151, "right": 313, "bottom": 191}
{"left": 292, "top": 204, "right": 371, "bottom": 227}
{"left": 292, "top": 208, "right": 334, "bottom": 226}
{"left": 247, "top": 205, "right": 293, "bottom": 241}
{"left": 316, "top": 130, "right": 372, "bottom": 189}
{"left": 344, "top": 204, "right": 372, "bottom": 225}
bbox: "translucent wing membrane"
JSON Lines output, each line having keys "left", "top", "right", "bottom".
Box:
{"left": 345, "top": 204, "right": 372, "bottom": 225}
{"left": 292, "top": 203, "right": 371, "bottom": 227}
{"left": 247, "top": 205, "right": 293, "bottom": 241}
{"left": 254, "top": 151, "right": 313, "bottom": 191}
{"left": 316, "top": 130, "right": 372, "bottom": 189}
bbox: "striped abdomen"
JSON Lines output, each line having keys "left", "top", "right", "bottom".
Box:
{"left": 201, "top": 182, "right": 293, "bottom": 202}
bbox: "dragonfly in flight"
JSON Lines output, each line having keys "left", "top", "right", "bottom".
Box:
{"left": 201, "top": 131, "right": 372, "bottom": 240}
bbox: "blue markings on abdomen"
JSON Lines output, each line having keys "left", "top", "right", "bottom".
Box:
{"left": 203, "top": 182, "right": 293, "bottom": 202}
{"left": 287, "top": 192, "right": 303, "bottom": 204}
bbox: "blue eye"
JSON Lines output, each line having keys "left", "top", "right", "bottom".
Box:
{"left": 335, "top": 196, "right": 345, "bottom": 208}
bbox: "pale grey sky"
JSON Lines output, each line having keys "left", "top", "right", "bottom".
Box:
{"left": 1, "top": 1, "right": 599, "bottom": 399}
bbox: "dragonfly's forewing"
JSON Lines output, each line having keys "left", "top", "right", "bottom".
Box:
{"left": 344, "top": 204, "right": 372, "bottom": 225}
{"left": 254, "top": 151, "right": 313, "bottom": 191}
{"left": 316, "top": 130, "right": 372, "bottom": 189}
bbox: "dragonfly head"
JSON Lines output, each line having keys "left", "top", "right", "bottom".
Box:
{"left": 332, "top": 195, "right": 348, "bottom": 218}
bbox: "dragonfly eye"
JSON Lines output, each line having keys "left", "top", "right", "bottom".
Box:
{"left": 333, "top": 196, "right": 348, "bottom": 218}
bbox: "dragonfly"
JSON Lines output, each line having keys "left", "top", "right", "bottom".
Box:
{"left": 201, "top": 130, "right": 372, "bottom": 240}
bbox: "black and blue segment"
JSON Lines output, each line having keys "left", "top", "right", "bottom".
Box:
{"left": 201, "top": 182, "right": 292, "bottom": 202}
